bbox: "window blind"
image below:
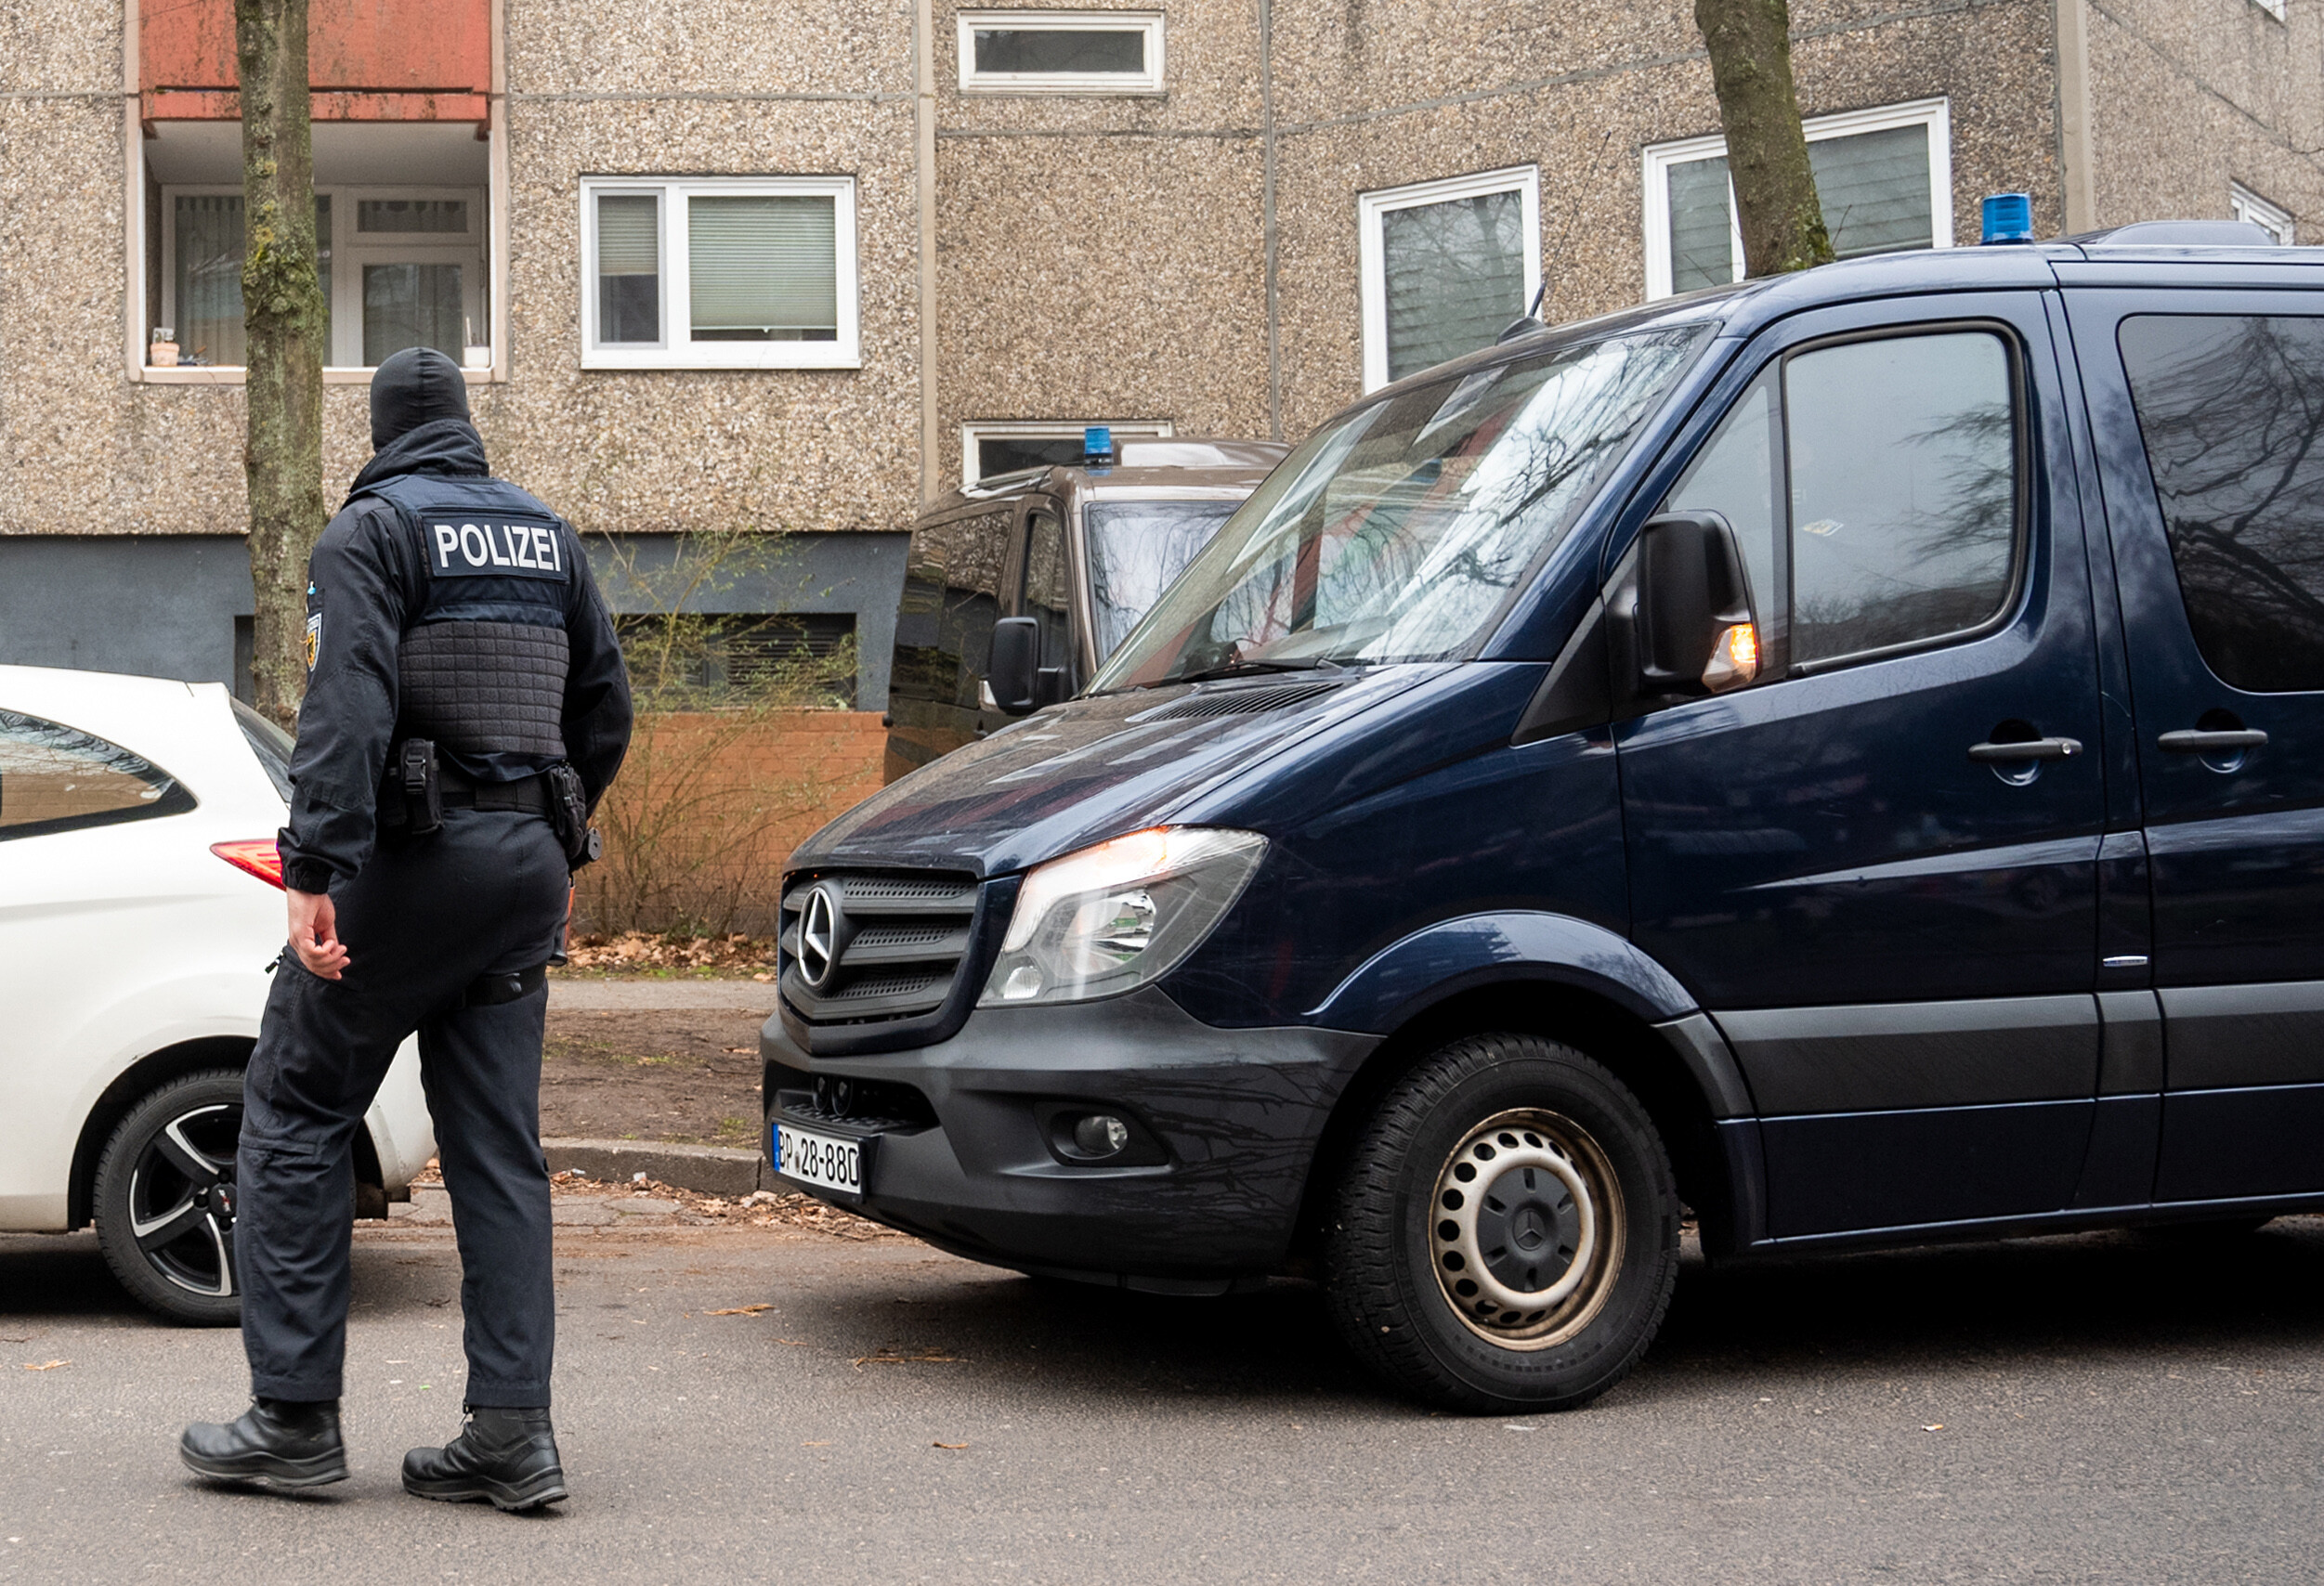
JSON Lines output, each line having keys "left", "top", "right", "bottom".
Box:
{"left": 1381, "top": 189, "right": 1526, "bottom": 384}
{"left": 596, "top": 194, "right": 660, "bottom": 343}
{"left": 175, "top": 195, "right": 247, "bottom": 367}
{"left": 688, "top": 195, "right": 837, "bottom": 342}
{"left": 1666, "top": 156, "right": 1734, "bottom": 293}
{"left": 1808, "top": 124, "right": 1932, "bottom": 260}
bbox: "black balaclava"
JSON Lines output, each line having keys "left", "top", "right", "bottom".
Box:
{"left": 369, "top": 346, "right": 473, "bottom": 450}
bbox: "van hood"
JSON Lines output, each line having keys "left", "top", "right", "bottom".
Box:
{"left": 793, "top": 666, "right": 1448, "bottom": 878}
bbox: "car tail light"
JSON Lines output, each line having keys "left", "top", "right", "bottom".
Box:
{"left": 211, "top": 839, "right": 287, "bottom": 890}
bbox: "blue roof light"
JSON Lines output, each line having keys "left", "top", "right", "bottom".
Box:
{"left": 1981, "top": 192, "right": 2034, "bottom": 244}
{"left": 1083, "top": 424, "right": 1114, "bottom": 463}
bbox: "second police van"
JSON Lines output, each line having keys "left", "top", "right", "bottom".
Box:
{"left": 765, "top": 210, "right": 2324, "bottom": 1413}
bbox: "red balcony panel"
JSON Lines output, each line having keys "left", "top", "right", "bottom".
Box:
{"left": 141, "top": 0, "right": 490, "bottom": 124}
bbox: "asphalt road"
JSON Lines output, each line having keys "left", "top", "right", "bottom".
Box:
{"left": 4, "top": 1212, "right": 2321, "bottom": 1584}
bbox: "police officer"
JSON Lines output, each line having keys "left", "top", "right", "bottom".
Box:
{"left": 180, "top": 347, "right": 632, "bottom": 1511}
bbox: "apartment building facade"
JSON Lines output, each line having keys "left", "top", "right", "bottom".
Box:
{"left": 1, "top": 0, "right": 2316, "bottom": 708}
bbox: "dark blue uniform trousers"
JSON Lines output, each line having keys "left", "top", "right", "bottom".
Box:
{"left": 237, "top": 807, "right": 569, "bottom": 1408}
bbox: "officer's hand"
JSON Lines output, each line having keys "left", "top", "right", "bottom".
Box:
{"left": 287, "top": 889, "right": 351, "bottom": 980}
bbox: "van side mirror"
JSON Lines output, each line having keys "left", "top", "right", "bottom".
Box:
{"left": 987, "top": 617, "right": 1040, "bottom": 715}
{"left": 1636, "top": 511, "right": 1759, "bottom": 697}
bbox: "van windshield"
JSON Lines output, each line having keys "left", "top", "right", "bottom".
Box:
{"left": 1084, "top": 499, "right": 1242, "bottom": 660}
{"left": 1089, "top": 326, "right": 1709, "bottom": 691}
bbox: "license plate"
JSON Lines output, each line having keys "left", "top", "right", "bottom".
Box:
{"left": 774, "top": 1123, "right": 868, "bottom": 1196}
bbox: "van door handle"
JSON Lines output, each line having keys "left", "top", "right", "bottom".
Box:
{"left": 1968, "top": 736, "right": 2083, "bottom": 762}
{"left": 2159, "top": 728, "right": 2268, "bottom": 752}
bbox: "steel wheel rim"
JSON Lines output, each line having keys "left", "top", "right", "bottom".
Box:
{"left": 126, "top": 1101, "right": 239, "bottom": 1298}
{"left": 1428, "top": 1108, "right": 1624, "bottom": 1349}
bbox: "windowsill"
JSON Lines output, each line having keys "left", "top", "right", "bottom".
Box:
{"left": 579, "top": 348, "right": 862, "bottom": 371}
{"left": 136, "top": 365, "right": 505, "bottom": 385}
{"left": 957, "top": 82, "right": 1167, "bottom": 96}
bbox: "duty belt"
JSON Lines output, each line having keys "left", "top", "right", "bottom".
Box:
{"left": 437, "top": 770, "right": 552, "bottom": 814}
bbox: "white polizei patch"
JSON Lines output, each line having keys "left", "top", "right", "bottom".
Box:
{"left": 429, "top": 521, "right": 564, "bottom": 577}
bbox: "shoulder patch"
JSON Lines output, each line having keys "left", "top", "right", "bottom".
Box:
{"left": 425, "top": 518, "right": 568, "bottom": 581}
{"left": 305, "top": 610, "right": 322, "bottom": 671}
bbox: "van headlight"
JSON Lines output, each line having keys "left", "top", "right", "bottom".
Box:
{"left": 979, "top": 827, "right": 1267, "bottom": 1008}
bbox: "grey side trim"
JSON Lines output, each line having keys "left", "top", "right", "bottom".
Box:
{"left": 1714, "top": 994, "right": 2099, "bottom": 1114}
{"left": 1652, "top": 1012, "right": 1756, "bottom": 1119}
{"left": 2096, "top": 989, "right": 2163, "bottom": 1094}
{"left": 2161, "top": 981, "right": 2324, "bottom": 1089}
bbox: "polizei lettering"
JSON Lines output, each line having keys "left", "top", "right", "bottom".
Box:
{"left": 427, "top": 520, "right": 567, "bottom": 580}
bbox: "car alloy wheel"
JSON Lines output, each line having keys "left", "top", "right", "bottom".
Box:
{"left": 94, "top": 1069, "right": 246, "bottom": 1325}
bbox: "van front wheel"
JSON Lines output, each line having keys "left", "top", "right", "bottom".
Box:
{"left": 1325, "top": 1033, "right": 1679, "bottom": 1413}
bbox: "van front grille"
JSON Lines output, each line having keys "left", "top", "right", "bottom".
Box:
{"left": 778, "top": 869, "right": 980, "bottom": 1025}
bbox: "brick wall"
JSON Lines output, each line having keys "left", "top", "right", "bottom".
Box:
{"left": 577, "top": 709, "right": 887, "bottom": 935}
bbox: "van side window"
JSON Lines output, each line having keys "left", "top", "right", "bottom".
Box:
{"left": 1659, "top": 328, "right": 2020, "bottom": 680}
{"left": 2119, "top": 314, "right": 2324, "bottom": 693}
{"left": 892, "top": 507, "right": 1012, "bottom": 710}
{"left": 1023, "top": 510, "right": 1074, "bottom": 675}
{"left": 0, "top": 710, "right": 196, "bottom": 841}
{"left": 1785, "top": 332, "right": 2017, "bottom": 665}
{"left": 1663, "top": 367, "right": 1784, "bottom": 664}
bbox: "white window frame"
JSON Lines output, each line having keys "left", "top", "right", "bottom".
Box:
{"left": 957, "top": 10, "right": 1165, "bottom": 95}
{"left": 157, "top": 183, "right": 488, "bottom": 372}
{"left": 2251, "top": 0, "right": 2287, "bottom": 21}
{"left": 1642, "top": 98, "right": 1955, "bottom": 301}
{"left": 580, "top": 176, "right": 860, "bottom": 370}
{"left": 961, "top": 419, "right": 1173, "bottom": 484}
{"left": 1356, "top": 165, "right": 1542, "bottom": 395}
{"left": 2230, "top": 182, "right": 2295, "bottom": 244}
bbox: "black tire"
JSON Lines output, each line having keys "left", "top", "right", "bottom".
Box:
{"left": 93, "top": 1069, "right": 247, "bottom": 1326}
{"left": 1325, "top": 1033, "right": 1679, "bottom": 1414}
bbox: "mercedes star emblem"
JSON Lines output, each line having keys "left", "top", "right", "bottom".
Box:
{"left": 798, "top": 884, "right": 841, "bottom": 989}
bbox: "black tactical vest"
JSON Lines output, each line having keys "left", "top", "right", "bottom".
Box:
{"left": 357, "top": 472, "right": 580, "bottom": 774}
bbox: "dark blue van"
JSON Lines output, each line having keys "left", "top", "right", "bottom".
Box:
{"left": 764, "top": 221, "right": 2324, "bottom": 1413}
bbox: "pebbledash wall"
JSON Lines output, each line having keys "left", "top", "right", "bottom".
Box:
{"left": 3, "top": 0, "right": 2319, "bottom": 711}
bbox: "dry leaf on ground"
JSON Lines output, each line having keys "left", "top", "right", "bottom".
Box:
{"left": 21, "top": 1360, "right": 68, "bottom": 1372}
{"left": 933, "top": 1441, "right": 969, "bottom": 1450}
{"left": 707, "top": 1304, "right": 774, "bottom": 1316}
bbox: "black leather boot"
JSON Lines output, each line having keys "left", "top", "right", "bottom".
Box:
{"left": 179, "top": 1398, "right": 347, "bottom": 1489}
{"left": 402, "top": 1406, "right": 568, "bottom": 1512}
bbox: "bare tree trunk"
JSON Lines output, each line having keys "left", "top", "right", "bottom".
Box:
{"left": 237, "top": 0, "right": 327, "bottom": 731}
{"left": 1693, "top": 0, "right": 1833, "bottom": 278}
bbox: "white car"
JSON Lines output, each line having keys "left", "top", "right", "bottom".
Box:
{"left": 0, "top": 665, "right": 434, "bottom": 1323}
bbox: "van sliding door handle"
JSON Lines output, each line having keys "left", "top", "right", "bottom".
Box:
{"left": 1968, "top": 737, "right": 2083, "bottom": 762}
{"left": 2159, "top": 728, "right": 2268, "bottom": 752}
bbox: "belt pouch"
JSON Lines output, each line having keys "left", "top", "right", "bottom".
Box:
{"left": 399, "top": 739, "right": 443, "bottom": 837}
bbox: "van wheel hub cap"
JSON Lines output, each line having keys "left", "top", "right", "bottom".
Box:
{"left": 1429, "top": 1109, "right": 1625, "bottom": 1349}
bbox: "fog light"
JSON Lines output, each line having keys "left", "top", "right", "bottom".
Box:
{"left": 1073, "top": 1114, "right": 1131, "bottom": 1158}
{"left": 1000, "top": 965, "right": 1043, "bottom": 1000}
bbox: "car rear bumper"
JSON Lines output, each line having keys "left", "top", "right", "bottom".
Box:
{"left": 760, "top": 988, "right": 1376, "bottom": 1287}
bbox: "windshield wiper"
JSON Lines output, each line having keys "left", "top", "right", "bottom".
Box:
{"left": 1165, "top": 656, "right": 1346, "bottom": 685}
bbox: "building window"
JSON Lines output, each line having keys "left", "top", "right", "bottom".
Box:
{"left": 961, "top": 421, "right": 1173, "bottom": 482}
{"left": 2230, "top": 183, "right": 2295, "bottom": 244}
{"left": 956, "top": 11, "right": 1165, "bottom": 94}
{"left": 1643, "top": 98, "right": 1954, "bottom": 300}
{"left": 581, "top": 177, "right": 858, "bottom": 370}
{"left": 1357, "top": 166, "right": 1541, "bottom": 392}
{"left": 142, "top": 121, "right": 495, "bottom": 376}
{"left": 614, "top": 613, "right": 857, "bottom": 708}
{"left": 2251, "top": 0, "right": 2287, "bottom": 20}
{"left": 159, "top": 188, "right": 487, "bottom": 370}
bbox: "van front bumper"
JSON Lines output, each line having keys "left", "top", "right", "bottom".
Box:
{"left": 760, "top": 987, "right": 1376, "bottom": 1289}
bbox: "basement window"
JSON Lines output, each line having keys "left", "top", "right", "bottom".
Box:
{"left": 615, "top": 614, "right": 859, "bottom": 709}
{"left": 957, "top": 11, "right": 1165, "bottom": 94}
{"left": 582, "top": 176, "right": 859, "bottom": 370}
{"left": 1642, "top": 98, "right": 1954, "bottom": 300}
{"left": 2229, "top": 183, "right": 2295, "bottom": 244}
{"left": 961, "top": 420, "right": 1173, "bottom": 482}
